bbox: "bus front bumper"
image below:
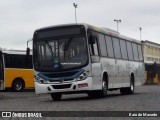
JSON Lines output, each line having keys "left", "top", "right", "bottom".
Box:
{"left": 35, "top": 77, "right": 93, "bottom": 94}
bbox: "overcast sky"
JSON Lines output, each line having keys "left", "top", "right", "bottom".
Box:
{"left": 1, "top": 0, "right": 160, "bottom": 50}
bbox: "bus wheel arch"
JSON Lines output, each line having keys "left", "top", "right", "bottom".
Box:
{"left": 12, "top": 78, "right": 25, "bottom": 91}
{"left": 87, "top": 72, "right": 108, "bottom": 98}
{"left": 99, "top": 72, "right": 108, "bottom": 97}
{"left": 120, "top": 73, "right": 135, "bottom": 95}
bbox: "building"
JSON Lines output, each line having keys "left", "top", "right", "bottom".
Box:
{"left": 142, "top": 40, "right": 160, "bottom": 84}
{"left": 142, "top": 40, "right": 160, "bottom": 63}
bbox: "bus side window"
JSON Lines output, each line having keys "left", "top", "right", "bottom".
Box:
{"left": 120, "top": 39, "right": 128, "bottom": 60}
{"left": 126, "top": 41, "right": 134, "bottom": 61}
{"left": 132, "top": 43, "right": 139, "bottom": 61}
{"left": 0, "top": 52, "right": 2, "bottom": 79}
{"left": 105, "top": 36, "right": 114, "bottom": 58}
{"left": 5, "top": 55, "right": 11, "bottom": 68}
{"left": 98, "top": 33, "right": 107, "bottom": 57}
{"left": 138, "top": 44, "right": 143, "bottom": 61}
{"left": 25, "top": 55, "right": 33, "bottom": 69}
{"left": 112, "top": 37, "right": 121, "bottom": 59}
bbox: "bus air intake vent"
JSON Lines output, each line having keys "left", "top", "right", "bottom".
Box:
{"left": 52, "top": 84, "right": 71, "bottom": 89}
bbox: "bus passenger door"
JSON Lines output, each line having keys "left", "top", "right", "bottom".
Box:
{"left": 91, "top": 57, "right": 102, "bottom": 90}
{"left": 89, "top": 34, "right": 102, "bottom": 90}
{"left": 0, "top": 51, "right": 4, "bottom": 90}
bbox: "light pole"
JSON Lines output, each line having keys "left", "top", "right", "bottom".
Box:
{"left": 73, "top": 3, "right": 78, "bottom": 23}
{"left": 27, "top": 39, "right": 32, "bottom": 48}
{"left": 114, "top": 19, "right": 121, "bottom": 32}
{"left": 139, "top": 27, "right": 142, "bottom": 40}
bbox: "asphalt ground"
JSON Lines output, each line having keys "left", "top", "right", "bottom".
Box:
{"left": 0, "top": 85, "right": 160, "bottom": 120}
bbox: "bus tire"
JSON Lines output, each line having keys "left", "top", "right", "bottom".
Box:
{"left": 120, "top": 75, "right": 134, "bottom": 95}
{"left": 99, "top": 75, "right": 108, "bottom": 97}
{"left": 51, "top": 93, "right": 62, "bottom": 101}
{"left": 12, "top": 78, "right": 25, "bottom": 91}
{"left": 88, "top": 76, "right": 108, "bottom": 98}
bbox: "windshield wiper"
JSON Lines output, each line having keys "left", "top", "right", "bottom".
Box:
{"left": 45, "top": 41, "right": 54, "bottom": 60}
{"left": 64, "top": 38, "right": 73, "bottom": 50}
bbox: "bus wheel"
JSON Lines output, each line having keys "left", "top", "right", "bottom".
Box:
{"left": 12, "top": 79, "right": 24, "bottom": 91}
{"left": 120, "top": 76, "right": 134, "bottom": 95}
{"left": 99, "top": 76, "right": 108, "bottom": 98}
{"left": 51, "top": 93, "right": 62, "bottom": 101}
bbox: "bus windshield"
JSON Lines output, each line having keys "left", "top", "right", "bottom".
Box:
{"left": 34, "top": 37, "right": 88, "bottom": 71}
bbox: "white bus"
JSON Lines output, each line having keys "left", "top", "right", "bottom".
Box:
{"left": 32, "top": 23, "right": 145, "bottom": 100}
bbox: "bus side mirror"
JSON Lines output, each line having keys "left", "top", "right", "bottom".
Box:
{"left": 89, "top": 35, "right": 96, "bottom": 44}
{"left": 26, "top": 48, "right": 30, "bottom": 56}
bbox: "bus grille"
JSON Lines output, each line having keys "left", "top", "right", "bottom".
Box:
{"left": 38, "top": 69, "right": 84, "bottom": 82}
{"left": 52, "top": 84, "right": 72, "bottom": 89}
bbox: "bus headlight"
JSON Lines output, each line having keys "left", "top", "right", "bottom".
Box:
{"left": 77, "top": 70, "right": 90, "bottom": 81}
{"left": 34, "top": 75, "right": 47, "bottom": 84}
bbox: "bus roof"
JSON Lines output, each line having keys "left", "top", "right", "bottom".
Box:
{"left": 2, "top": 49, "right": 33, "bottom": 55}
{"left": 84, "top": 23, "right": 141, "bottom": 44}
{"left": 35, "top": 23, "right": 141, "bottom": 44}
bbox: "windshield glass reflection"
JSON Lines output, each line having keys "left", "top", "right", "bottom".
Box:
{"left": 35, "top": 37, "right": 88, "bottom": 71}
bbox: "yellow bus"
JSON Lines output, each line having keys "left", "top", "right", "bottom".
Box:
{"left": 0, "top": 49, "right": 34, "bottom": 91}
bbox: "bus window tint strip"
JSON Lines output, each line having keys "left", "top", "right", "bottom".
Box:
{"left": 5, "top": 54, "right": 33, "bottom": 69}
{"left": 37, "top": 27, "right": 81, "bottom": 39}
